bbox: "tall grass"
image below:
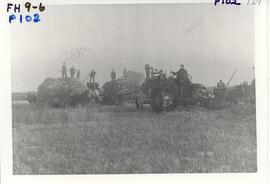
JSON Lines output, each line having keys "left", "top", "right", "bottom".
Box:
{"left": 12, "top": 103, "right": 256, "bottom": 174}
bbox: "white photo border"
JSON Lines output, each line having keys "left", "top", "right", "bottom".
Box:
{"left": 0, "top": 0, "right": 268, "bottom": 184}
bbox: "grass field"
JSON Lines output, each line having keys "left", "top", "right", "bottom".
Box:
{"left": 12, "top": 103, "right": 257, "bottom": 174}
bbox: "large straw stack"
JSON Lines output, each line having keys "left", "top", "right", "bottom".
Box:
{"left": 101, "top": 71, "right": 145, "bottom": 104}
{"left": 37, "top": 77, "right": 87, "bottom": 107}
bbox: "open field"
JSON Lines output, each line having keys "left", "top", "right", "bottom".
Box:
{"left": 12, "top": 103, "right": 256, "bottom": 174}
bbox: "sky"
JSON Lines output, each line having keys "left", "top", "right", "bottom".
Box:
{"left": 10, "top": 3, "right": 255, "bottom": 92}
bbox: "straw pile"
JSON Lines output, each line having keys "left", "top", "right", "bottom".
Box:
{"left": 37, "top": 77, "right": 87, "bottom": 107}
{"left": 101, "top": 71, "right": 145, "bottom": 104}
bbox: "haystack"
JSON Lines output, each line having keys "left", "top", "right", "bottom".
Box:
{"left": 122, "top": 71, "right": 145, "bottom": 86}
{"left": 37, "top": 77, "right": 87, "bottom": 107}
{"left": 101, "top": 71, "right": 145, "bottom": 104}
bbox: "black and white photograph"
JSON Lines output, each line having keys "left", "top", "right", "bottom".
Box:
{"left": 10, "top": 3, "right": 258, "bottom": 175}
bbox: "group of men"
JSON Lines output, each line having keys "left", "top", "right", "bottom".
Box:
{"left": 145, "top": 64, "right": 190, "bottom": 83}
{"left": 61, "top": 62, "right": 118, "bottom": 81}
{"left": 89, "top": 68, "right": 117, "bottom": 82}
{"left": 63, "top": 61, "right": 228, "bottom": 91}
{"left": 145, "top": 63, "right": 227, "bottom": 90}
{"left": 89, "top": 69, "right": 117, "bottom": 82}
{"left": 171, "top": 64, "right": 226, "bottom": 89}
{"left": 144, "top": 64, "right": 168, "bottom": 80}
{"left": 62, "top": 63, "right": 80, "bottom": 79}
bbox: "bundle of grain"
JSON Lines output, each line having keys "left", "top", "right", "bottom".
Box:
{"left": 37, "top": 77, "right": 87, "bottom": 107}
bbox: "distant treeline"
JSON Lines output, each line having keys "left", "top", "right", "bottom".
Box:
{"left": 12, "top": 92, "right": 37, "bottom": 101}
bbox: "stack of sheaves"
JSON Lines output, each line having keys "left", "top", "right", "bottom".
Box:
{"left": 37, "top": 77, "right": 87, "bottom": 107}
{"left": 101, "top": 71, "right": 145, "bottom": 104}
{"left": 122, "top": 71, "right": 145, "bottom": 86}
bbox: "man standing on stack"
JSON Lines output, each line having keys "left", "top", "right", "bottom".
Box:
{"left": 111, "top": 69, "right": 116, "bottom": 80}
{"left": 62, "top": 63, "right": 67, "bottom": 78}
{"left": 90, "top": 69, "right": 96, "bottom": 82}
{"left": 70, "top": 65, "right": 76, "bottom": 78}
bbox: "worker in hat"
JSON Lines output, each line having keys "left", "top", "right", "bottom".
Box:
{"left": 171, "top": 64, "right": 189, "bottom": 84}
{"left": 217, "top": 79, "right": 225, "bottom": 89}
{"left": 90, "top": 69, "right": 96, "bottom": 82}
{"left": 111, "top": 69, "right": 116, "bottom": 80}
{"left": 171, "top": 64, "right": 191, "bottom": 105}
{"left": 70, "top": 65, "right": 76, "bottom": 78}
{"left": 62, "top": 62, "right": 67, "bottom": 78}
